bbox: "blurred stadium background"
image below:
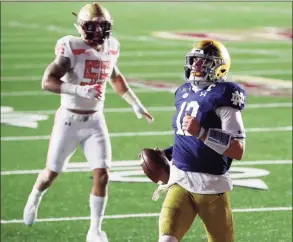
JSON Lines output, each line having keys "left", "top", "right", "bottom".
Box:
{"left": 1, "top": 2, "right": 292, "bottom": 242}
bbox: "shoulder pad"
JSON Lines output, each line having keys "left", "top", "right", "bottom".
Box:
{"left": 105, "top": 36, "right": 120, "bottom": 58}
{"left": 109, "top": 36, "right": 120, "bottom": 47}
{"left": 175, "top": 83, "right": 190, "bottom": 96}
{"left": 55, "top": 35, "right": 77, "bottom": 69}
{"left": 214, "top": 82, "right": 247, "bottom": 111}
{"left": 57, "top": 35, "right": 80, "bottom": 45}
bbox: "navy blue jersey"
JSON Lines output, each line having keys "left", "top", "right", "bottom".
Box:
{"left": 169, "top": 81, "right": 247, "bottom": 175}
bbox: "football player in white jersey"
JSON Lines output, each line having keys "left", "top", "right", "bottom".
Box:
{"left": 23, "top": 3, "right": 153, "bottom": 242}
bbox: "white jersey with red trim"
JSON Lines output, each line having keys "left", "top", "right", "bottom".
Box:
{"left": 54, "top": 35, "right": 120, "bottom": 111}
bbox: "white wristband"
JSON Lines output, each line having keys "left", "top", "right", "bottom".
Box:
{"left": 122, "top": 89, "right": 140, "bottom": 106}
{"left": 204, "top": 128, "right": 231, "bottom": 155}
{"left": 60, "top": 83, "right": 78, "bottom": 95}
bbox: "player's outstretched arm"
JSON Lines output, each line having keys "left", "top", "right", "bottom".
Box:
{"left": 110, "top": 66, "right": 154, "bottom": 123}
{"left": 42, "top": 56, "right": 101, "bottom": 99}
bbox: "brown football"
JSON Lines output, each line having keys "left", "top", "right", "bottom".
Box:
{"left": 140, "top": 148, "right": 170, "bottom": 184}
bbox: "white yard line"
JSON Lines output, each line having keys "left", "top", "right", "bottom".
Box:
{"left": 1, "top": 70, "right": 292, "bottom": 83}
{"left": 1, "top": 49, "right": 291, "bottom": 60}
{"left": 1, "top": 89, "right": 171, "bottom": 97}
{"left": 3, "top": 58, "right": 292, "bottom": 71}
{"left": 0, "top": 74, "right": 183, "bottom": 82}
{"left": 241, "top": 126, "right": 292, "bottom": 132}
{"left": 1, "top": 36, "right": 157, "bottom": 44}
{"left": 2, "top": 32, "right": 291, "bottom": 46}
{"left": 2, "top": 37, "right": 291, "bottom": 47}
{"left": 233, "top": 160, "right": 292, "bottom": 165}
{"left": 1, "top": 103, "right": 291, "bottom": 115}
{"left": 220, "top": 6, "right": 291, "bottom": 15}
{"left": 1, "top": 89, "right": 173, "bottom": 97}
{"left": 233, "top": 70, "right": 292, "bottom": 76}
{"left": 1, "top": 126, "right": 292, "bottom": 142}
{"left": 246, "top": 103, "right": 292, "bottom": 108}
{"left": 1, "top": 207, "right": 292, "bottom": 224}
{"left": 185, "top": 3, "right": 292, "bottom": 14}
{"left": 0, "top": 76, "right": 41, "bottom": 82}
{"left": 1, "top": 160, "right": 291, "bottom": 176}
{"left": 3, "top": 20, "right": 292, "bottom": 48}
{"left": 2, "top": 22, "right": 152, "bottom": 43}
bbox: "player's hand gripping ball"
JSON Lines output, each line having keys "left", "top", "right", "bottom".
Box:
{"left": 139, "top": 148, "right": 170, "bottom": 184}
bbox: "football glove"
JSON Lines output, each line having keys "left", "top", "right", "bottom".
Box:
{"left": 75, "top": 84, "right": 102, "bottom": 99}
{"left": 132, "top": 102, "right": 154, "bottom": 123}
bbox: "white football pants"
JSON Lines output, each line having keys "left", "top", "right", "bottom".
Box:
{"left": 46, "top": 107, "right": 111, "bottom": 173}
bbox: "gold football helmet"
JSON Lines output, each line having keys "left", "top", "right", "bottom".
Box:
{"left": 184, "top": 40, "right": 231, "bottom": 86}
{"left": 73, "top": 2, "right": 113, "bottom": 45}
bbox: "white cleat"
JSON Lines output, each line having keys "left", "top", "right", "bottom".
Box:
{"left": 86, "top": 230, "right": 109, "bottom": 242}
{"left": 23, "top": 197, "right": 41, "bottom": 226}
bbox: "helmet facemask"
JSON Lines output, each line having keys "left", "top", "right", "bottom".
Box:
{"left": 77, "top": 18, "right": 112, "bottom": 45}
{"left": 185, "top": 53, "right": 224, "bottom": 87}
{"left": 73, "top": 3, "right": 113, "bottom": 46}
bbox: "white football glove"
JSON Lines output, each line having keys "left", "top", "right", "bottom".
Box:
{"left": 132, "top": 103, "right": 154, "bottom": 123}
{"left": 75, "top": 85, "right": 101, "bottom": 99}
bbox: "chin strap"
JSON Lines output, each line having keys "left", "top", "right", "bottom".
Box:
{"left": 190, "top": 82, "right": 210, "bottom": 93}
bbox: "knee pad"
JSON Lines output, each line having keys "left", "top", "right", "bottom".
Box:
{"left": 159, "top": 235, "right": 178, "bottom": 242}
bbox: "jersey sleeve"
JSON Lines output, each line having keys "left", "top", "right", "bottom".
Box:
{"left": 110, "top": 41, "right": 121, "bottom": 77}
{"left": 215, "top": 106, "right": 246, "bottom": 140}
{"left": 163, "top": 146, "right": 173, "bottom": 161}
{"left": 215, "top": 82, "right": 247, "bottom": 111}
{"left": 108, "top": 37, "right": 120, "bottom": 66}
{"left": 114, "top": 42, "right": 120, "bottom": 66}
{"left": 116, "top": 41, "right": 120, "bottom": 60}
{"left": 54, "top": 36, "right": 75, "bottom": 69}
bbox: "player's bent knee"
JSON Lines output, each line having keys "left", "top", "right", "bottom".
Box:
{"left": 92, "top": 168, "right": 109, "bottom": 187}
{"left": 46, "top": 160, "right": 65, "bottom": 174}
{"left": 159, "top": 235, "right": 178, "bottom": 242}
{"left": 38, "top": 169, "right": 58, "bottom": 184}
{"left": 46, "top": 168, "right": 59, "bottom": 179}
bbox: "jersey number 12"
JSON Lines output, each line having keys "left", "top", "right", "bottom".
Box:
{"left": 176, "top": 101, "right": 200, "bottom": 136}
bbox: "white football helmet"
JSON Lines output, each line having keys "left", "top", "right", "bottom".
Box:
{"left": 73, "top": 3, "right": 113, "bottom": 45}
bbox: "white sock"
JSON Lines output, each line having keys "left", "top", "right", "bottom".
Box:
{"left": 28, "top": 187, "right": 46, "bottom": 203}
{"left": 29, "top": 170, "right": 50, "bottom": 202}
{"left": 159, "top": 235, "right": 178, "bottom": 242}
{"left": 89, "top": 194, "right": 108, "bottom": 232}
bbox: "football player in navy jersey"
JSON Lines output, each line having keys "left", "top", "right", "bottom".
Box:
{"left": 156, "top": 40, "right": 247, "bottom": 242}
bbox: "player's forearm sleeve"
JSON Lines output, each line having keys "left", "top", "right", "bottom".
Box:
{"left": 60, "top": 82, "right": 78, "bottom": 95}
{"left": 215, "top": 106, "right": 246, "bottom": 139}
{"left": 122, "top": 89, "right": 141, "bottom": 106}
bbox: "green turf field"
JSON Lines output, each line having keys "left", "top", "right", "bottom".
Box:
{"left": 1, "top": 2, "right": 292, "bottom": 242}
